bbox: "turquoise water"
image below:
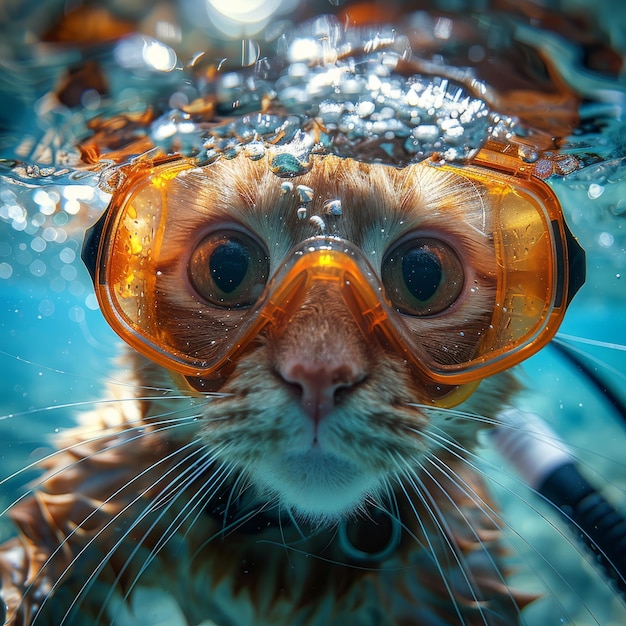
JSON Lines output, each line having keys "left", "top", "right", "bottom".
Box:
{"left": 1, "top": 1, "right": 626, "bottom": 624}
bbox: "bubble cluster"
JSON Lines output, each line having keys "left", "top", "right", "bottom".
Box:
{"left": 147, "top": 15, "right": 501, "bottom": 168}
{"left": 273, "top": 18, "right": 493, "bottom": 164}
{"left": 0, "top": 179, "right": 109, "bottom": 299}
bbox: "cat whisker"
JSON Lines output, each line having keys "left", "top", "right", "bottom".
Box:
{"left": 0, "top": 395, "right": 206, "bottom": 424}
{"left": 0, "top": 348, "right": 234, "bottom": 399}
{"left": 438, "top": 410, "right": 625, "bottom": 503}
{"left": 187, "top": 478, "right": 284, "bottom": 564}
{"left": 377, "top": 478, "right": 401, "bottom": 518}
{"left": 24, "top": 438, "right": 202, "bottom": 622}
{"left": 212, "top": 472, "right": 296, "bottom": 541}
{"left": 420, "top": 425, "right": 609, "bottom": 622}
{"left": 98, "top": 452, "right": 238, "bottom": 626}
{"left": 189, "top": 462, "right": 263, "bottom": 540}
{"left": 551, "top": 341, "right": 626, "bottom": 426}
{"left": 393, "top": 470, "right": 480, "bottom": 626}
{"left": 555, "top": 333, "right": 626, "bottom": 354}
{"left": 554, "top": 337, "right": 626, "bottom": 381}
{"left": 221, "top": 468, "right": 255, "bottom": 525}
{"left": 282, "top": 503, "right": 308, "bottom": 543}
{"left": 416, "top": 455, "right": 531, "bottom": 624}
{"left": 2, "top": 392, "right": 229, "bottom": 489}
{"left": 406, "top": 402, "right": 503, "bottom": 428}
{"left": 424, "top": 424, "right": 581, "bottom": 542}
{"left": 0, "top": 349, "right": 114, "bottom": 381}
{"left": 0, "top": 411, "right": 200, "bottom": 506}
{"left": 8, "top": 417, "right": 197, "bottom": 565}
{"left": 360, "top": 481, "right": 419, "bottom": 567}
{"left": 417, "top": 450, "right": 577, "bottom": 625}
{"left": 252, "top": 538, "right": 406, "bottom": 573}
{"left": 34, "top": 439, "right": 220, "bottom": 626}
{"left": 418, "top": 403, "right": 625, "bottom": 500}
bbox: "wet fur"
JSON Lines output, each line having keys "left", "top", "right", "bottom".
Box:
{"left": 0, "top": 155, "right": 532, "bottom": 625}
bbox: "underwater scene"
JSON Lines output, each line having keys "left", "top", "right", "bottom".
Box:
{"left": 0, "top": 0, "right": 625, "bottom": 624}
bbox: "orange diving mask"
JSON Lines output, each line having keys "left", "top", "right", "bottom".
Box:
{"left": 82, "top": 148, "right": 585, "bottom": 400}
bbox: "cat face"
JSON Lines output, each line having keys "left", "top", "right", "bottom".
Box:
{"left": 120, "top": 154, "right": 516, "bottom": 522}
{"left": 153, "top": 154, "right": 498, "bottom": 373}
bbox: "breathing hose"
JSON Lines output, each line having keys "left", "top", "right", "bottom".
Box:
{"left": 490, "top": 408, "right": 626, "bottom": 602}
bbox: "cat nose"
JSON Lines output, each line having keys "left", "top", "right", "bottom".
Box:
{"left": 279, "top": 360, "right": 364, "bottom": 424}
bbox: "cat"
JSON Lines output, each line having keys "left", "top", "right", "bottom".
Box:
{"left": 0, "top": 152, "right": 549, "bottom": 625}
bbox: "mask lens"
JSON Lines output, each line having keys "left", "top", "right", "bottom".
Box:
{"left": 93, "top": 162, "right": 259, "bottom": 373}
{"left": 422, "top": 162, "right": 574, "bottom": 380}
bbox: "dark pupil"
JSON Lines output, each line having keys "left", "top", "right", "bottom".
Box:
{"left": 402, "top": 248, "right": 442, "bottom": 302}
{"left": 209, "top": 241, "right": 249, "bottom": 293}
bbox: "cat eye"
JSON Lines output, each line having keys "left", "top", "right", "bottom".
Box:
{"left": 381, "top": 238, "right": 464, "bottom": 316}
{"left": 188, "top": 231, "right": 269, "bottom": 308}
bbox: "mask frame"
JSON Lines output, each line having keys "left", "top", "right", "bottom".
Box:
{"left": 82, "top": 146, "right": 585, "bottom": 399}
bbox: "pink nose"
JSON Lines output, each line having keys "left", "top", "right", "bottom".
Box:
{"left": 280, "top": 360, "right": 364, "bottom": 424}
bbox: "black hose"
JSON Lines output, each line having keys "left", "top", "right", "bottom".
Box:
{"left": 491, "top": 407, "right": 626, "bottom": 605}
{"left": 539, "top": 462, "right": 626, "bottom": 601}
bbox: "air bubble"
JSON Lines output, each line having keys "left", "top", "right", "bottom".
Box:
{"left": 309, "top": 215, "right": 326, "bottom": 232}
{"left": 50, "top": 277, "right": 66, "bottom": 293}
{"left": 7, "top": 204, "right": 26, "bottom": 222}
{"left": 356, "top": 100, "right": 375, "bottom": 117}
{"left": 68, "top": 281, "right": 85, "bottom": 297}
{"left": 611, "top": 198, "right": 626, "bottom": 216}
{"left": 518, "top": 145, "right": 539, "bottom": 163}
{"left": 468, "top": 44, "right": 485, "bottom": 63}
{"left": 85, "top": 293, "right": 99, "bottom": 310}
{"left": 59, "top": 247, "right": 76, "bottom": 264}
{"left": 64, "top": 199, "right": 81, "bottom": 215}
{"left": 598, "top": 232, "right": 614, "bottom": 247}
{"left": 30, "top": 237, "right": 46, "bottom": 253}
{"left": 588, "top": 183, "right": 605, "bottom": 199}
{"left": 68, "top": 306, "right": 85, "bottom": 323}
{"left": 29, "top": 259, "right": 46, "bottom": 277}
{"left": 38, "top": 299, "right": 55, "bottom": 317}
{"left": 0, "top": 262, "right": 13, "bottom": 279}
{"left": 31, "top": 213, "right": 45, "bottom": 228}
{"left": 60, "top": 264, "right": 77, "bottom": 281}
{"left": 241, "top": 39, "right": 260, "bottom": 67}
{"left": 296, "top": 185, "right": 314, "bottom": 203}
{"left": 412, "top": 125, "right": 439, "bottom": 141}
{"left": 324, "top": 199, "right": 342, "bottom": 216}
{"left": 297, "top": 206, "right": 307, "bottom": 219}
{"left": 33, "top": 189, "right": 58, "bottom": 214}
{"left": 41, "top": 227, "right": 58, "bottom": 242}
{"left": 270, "top": 153, "right": 312, "bottom": 178}
{"left": 63, "top": 185, "right": 95, "bottom": 202}
{"left": 244, "top": 141, "right": 266, "bottom": 161}
{"left": 169, "top": 91, "right": 189, "bottom": 109}
{"left": 288, "top": 37, "right": 324, "bottom": 64}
